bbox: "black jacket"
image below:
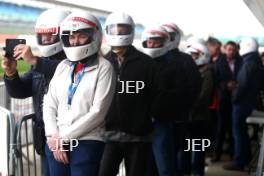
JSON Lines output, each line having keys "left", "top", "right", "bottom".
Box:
{"left": 168, "top": 49, "right": 202, "bottom": 121}
{"left": 4, "top": 51, "right": 65, "bottom": 154}
{"left": 104, "top": 46, "right": 156, "bottom": 136}
{"left": 151, "top": 52, "right": 192, "bottom": 121}
{"left": 232, "top": 52, "right": 261, "bottom": 106}
{"left": 214, "top": 54, "right": 242, "bottom": 103}
{"left": 191, "top": 64, "right": 214, "bottom": 121}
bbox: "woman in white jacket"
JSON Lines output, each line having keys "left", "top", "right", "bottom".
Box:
{"left": 43, "top": 11, "right": 115, "bottom": 176}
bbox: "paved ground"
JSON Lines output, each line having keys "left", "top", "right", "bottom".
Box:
{"left": 206, "top": 160, "right": 251, "bottom": 176}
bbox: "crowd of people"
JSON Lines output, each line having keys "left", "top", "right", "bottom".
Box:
{"left": 1, "top": 8, "right": 264, "bottom": 176}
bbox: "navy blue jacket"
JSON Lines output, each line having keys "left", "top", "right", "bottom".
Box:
{"left": 214, "top": 54, "right": 242, "bottom": 102}
{"left": 232, "top": 52, "right": 261, "bottom": 106}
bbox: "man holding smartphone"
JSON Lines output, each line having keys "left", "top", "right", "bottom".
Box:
{"left": 1, "top": 8, "right": 69, "bottom": 176}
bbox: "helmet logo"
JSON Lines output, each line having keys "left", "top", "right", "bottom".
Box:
{"left": 39, "top": 24, "right": 47, "bottom": 27}
{"left": 35, "top": 27, "right": 60, "bottom": 35}
{"left": 68, "top": 17, "right": 97, "bottom": 28}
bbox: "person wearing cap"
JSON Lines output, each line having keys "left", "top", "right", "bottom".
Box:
{"left": 43, "top": 11, "right": 115, "bottom": 176}
{"left": 1, "top": 8, "right": 70, "bottom": 176}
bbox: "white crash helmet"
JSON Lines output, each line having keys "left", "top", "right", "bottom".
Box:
{"left": 35, "top": 9, "right": 70, "bottom": 57}
{"left": 239, "top": 37, "right": 259, "bottom": 56}
{"left": 141, "top": 26, "right": 169, "bottom": 58}
{"left": 105, "top": 12, "right": 135, "bottom": 47}
{"left": 186, "top": 36, "right": 206, "bottom": 48}
{"left": 60, "top": 11, "right": 102, "bottom": 62}
{"left": 185, "top": 42, "right": 210, "bottom": 66}
{"left": 161, "top": 23, "right": 181, "bottom": 50}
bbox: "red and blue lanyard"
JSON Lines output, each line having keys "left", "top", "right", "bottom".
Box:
{"left": 67, "top": 63, "right": 86, "bottom": 106}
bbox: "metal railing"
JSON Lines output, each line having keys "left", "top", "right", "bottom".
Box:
{"left": 0, "top": 81, "right": 40, "bottom": 176}
{"left": 0, "top": 111, "right": 42, "bottom": 176}
{"left": 12, "top": 112, "right": 125, "bottom": 176}
{"left": 0, "top": 82, "right": 34, "bottom": 121}
{"left": 15, "top": 113, "right": 41, "bottom": 176}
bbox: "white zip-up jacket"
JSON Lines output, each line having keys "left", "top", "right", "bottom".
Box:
{"left": 43, "top": 56, "right": 115, "bottom": 142}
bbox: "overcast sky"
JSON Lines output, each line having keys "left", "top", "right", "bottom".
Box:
{"left": 57, "top": 0, "right": 264, "bottom": 38}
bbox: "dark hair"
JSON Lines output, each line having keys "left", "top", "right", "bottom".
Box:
{"left": 225, "top": 41, "right": 237, "bottom": 50}
{"left": 225, "top": 41, "right": 237, "bottom": 47}
{"left": 207, "top": 37, "right": 222, "bottom": 46}
{"left": 261, "top": 52, "right": 264, "bottom": 58}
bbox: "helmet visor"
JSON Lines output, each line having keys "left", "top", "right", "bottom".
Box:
{"left": 169, "top": 32, "right": 176, "bottom": 42}
{"left": 61, "top": 28, "right": 95, "bottom": 47}
{"left": 106, "top": 24, "right": 133, "bottom": 35}
{"left": 37, "top": 33, "right": 60, "bottom": 45}
{"left": 143, "top": 37, "right": 166, "bottom": 48}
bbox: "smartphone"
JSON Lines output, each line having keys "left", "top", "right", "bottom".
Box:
{"left": 5, "top": 39, "right": 26, "bottom": 59}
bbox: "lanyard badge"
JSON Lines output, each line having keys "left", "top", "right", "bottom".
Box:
{"left": 67, "top": 63, "right": 86, "bottom": 106}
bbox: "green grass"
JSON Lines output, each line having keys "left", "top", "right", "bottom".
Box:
{"left": 0, "top": 58, "right": 31, "bottom": 77}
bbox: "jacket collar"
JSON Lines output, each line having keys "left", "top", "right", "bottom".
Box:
{"left": 109, "top": 45, "right": 139, "bottom": 63}
{"left": 49, "top": 51, "right": 66, "bottom": 60}
{"left": 65, "top": 54, "right": 99, "bottom": 72}
{"left": 242, "top": 51, "right": 259, "bottom": 62}
{"left": 199, "top": 63, "right": 212, "bottom": 73}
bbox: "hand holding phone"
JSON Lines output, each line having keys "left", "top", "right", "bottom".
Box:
{"left": 13, "top": 44, "right": 37, "bottom": 65}
{"left": 5, "top": 39, "right": 26, "bottom": 59}
{"left": 5, "top": 39, "right": 37, "bottom": 65}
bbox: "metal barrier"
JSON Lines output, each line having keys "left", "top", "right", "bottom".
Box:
{"left": 13, "top": 113, "right": 125, "bottom": 176}
{"left": 0, "top": 82, "right": 39, "bottom": 176}
{"left": 247, "top": 110, "right": 264, "bottom": 176}
{"left": 0, "top": 81, "right": 34, "bottom": 121}
{"left": 11, "top": 97, "right": 34, "bottom": 123}
{"left": 15, "top": 113, "right": 42, "bottom": 176}
{"left": 0, "top": 110, "right": 42, "bottom": 176}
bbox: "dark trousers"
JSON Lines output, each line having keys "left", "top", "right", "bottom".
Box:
{"left": 45, "top": 140, "right": 104, "bottom": 176}
{"left": 215, "top": 96, "right": 233, "bottom": 158}
{"left": 232, "top": 104, "right": 253, "bottom": 167}
{"left": 183, "top": 120, "right": 211, "bottom": 176}
{"left": 42, "top": 155, "right": 50, "bottom": 176}
{"left": 99, "top": 141, "right": 151, "bottom": 176}
{"left": 147, "top": 122, "right": 188, "bottom": 176}
{"left": 147, "top": 120, "right": 176, "bottom": 176}
{"left": 174, "top": 122, "right": 188, "bottom": 176}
